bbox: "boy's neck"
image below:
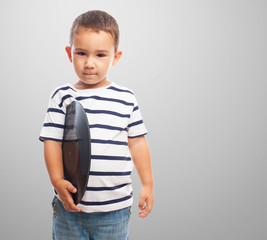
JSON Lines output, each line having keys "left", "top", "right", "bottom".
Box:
{"left": 74, "top": 79, "right": 111, "bottom": 90}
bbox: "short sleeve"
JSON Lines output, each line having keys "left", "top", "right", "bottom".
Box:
{"left": 127, "top": 96, "right": 147, "bottom": 138}
{"left": 39, "top": 94, "right": 66, "bottom": 142}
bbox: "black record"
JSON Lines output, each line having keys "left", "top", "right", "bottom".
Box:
{"left": 62, "top": 101, "right": 91, "bottom": 205}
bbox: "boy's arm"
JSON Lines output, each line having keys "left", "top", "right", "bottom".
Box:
{"left": 128, "top": 136, "right": 153, "bottom": 218}
{"left": 44, "top": 140, "right": 82, "bottom": 212}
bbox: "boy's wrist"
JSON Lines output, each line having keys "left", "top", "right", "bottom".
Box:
{"left": 52, "top": 178, "right": 65, "bottom": 188}
{"left": 142, "top": 181, "right": 153, "bottom": 188}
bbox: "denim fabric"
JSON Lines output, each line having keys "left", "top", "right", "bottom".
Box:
{"left": 51, "top": 197, "right": 131, "bottom": 240}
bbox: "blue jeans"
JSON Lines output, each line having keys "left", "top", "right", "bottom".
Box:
{"left": 51, "top": 197, "right": 131, "bottom": 240}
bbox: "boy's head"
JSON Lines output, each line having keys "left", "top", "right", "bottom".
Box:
{"left": 65, "top": 10, "right": 122, "bottom": 89}
{"left": 69, "top": 10, "right": 120, "bottom": 52}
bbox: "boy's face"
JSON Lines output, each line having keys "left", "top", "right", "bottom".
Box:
{"left": 66, "top": 27, "right": 122, "bottom": 89}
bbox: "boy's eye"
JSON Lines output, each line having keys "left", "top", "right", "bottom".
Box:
{"left": 76, "top": 52, "right": 86, "bottom": 56}
{"left": 97, "top": 53, "right": 106, "bottom": 57}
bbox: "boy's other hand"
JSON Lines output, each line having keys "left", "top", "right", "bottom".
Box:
{"left": 138, "top": 185, "right": 154, "bottom": 218}
{"left": 53, "top": 179, "right": 82, "bottom": 212}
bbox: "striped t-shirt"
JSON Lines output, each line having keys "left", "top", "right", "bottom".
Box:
{"left": 40, "top": 82, "right": 147, "bottom": 213}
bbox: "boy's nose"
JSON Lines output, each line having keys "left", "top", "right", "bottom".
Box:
{"left": 84, "top": 57, "right": 95, "bottom": 68}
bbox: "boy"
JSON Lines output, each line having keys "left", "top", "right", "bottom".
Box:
{"left": 40, "top": 10, "right": 153, "bottom": 239}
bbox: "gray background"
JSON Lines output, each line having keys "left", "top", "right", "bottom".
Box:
{"left": 0, "top": 0, "right": 266, "bottom": 239}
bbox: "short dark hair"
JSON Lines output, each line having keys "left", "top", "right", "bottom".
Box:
{"left": 69, "top": 10, "right": 120, "bottom": 52}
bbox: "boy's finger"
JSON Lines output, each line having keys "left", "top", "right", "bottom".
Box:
{"left": 64, "top": 197, "right": 82, "bottom": 212}
{"left": 68, "top": 203, "right": 82, "bottom": 212}
{"left": 139, "top": 199, "right": 153, "bottom": 218}
{"left": 139, "top": 196, "right": 146, "bottom": 210}
{"left": 66, "top": 181, "right": 77, "bottom": 193}
{"left": 66, "top": 189, "right": 82, "bottom": 212}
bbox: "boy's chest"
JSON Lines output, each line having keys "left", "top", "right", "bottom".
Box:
{"left": 77, "top": 97, "right": 132, "bottom": 137}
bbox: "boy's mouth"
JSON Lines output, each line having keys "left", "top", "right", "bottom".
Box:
{"left": 83, "top": 72, "right": 97, "bottom": 76}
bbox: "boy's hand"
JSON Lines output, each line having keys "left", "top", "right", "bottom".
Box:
{"left": 53, "top": 179, "right": 82, "bottom": 212}
{"left": 138, "top": 185, "right": 154, "bottom": 218}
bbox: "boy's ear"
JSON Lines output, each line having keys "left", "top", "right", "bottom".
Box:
{"left": 112, "top": 50, "right": 122, "bottom": 66}
{"left": 65, "top": 46, "right": 72, "bottom": 63}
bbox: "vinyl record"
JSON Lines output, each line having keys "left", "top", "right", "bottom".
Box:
{"left": 62, "top": 101, "right": 91, "bottom": 205}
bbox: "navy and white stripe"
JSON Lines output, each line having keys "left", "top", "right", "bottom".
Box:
{"left": 40, "top": 82, "right": 147, "bottom": 213}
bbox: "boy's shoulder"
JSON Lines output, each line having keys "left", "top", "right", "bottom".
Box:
{"left": 50, "top": 83, "right": 76, "bottom": 99}
{"left": 108, "top": 82, "right": 135, "bottom": 96}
